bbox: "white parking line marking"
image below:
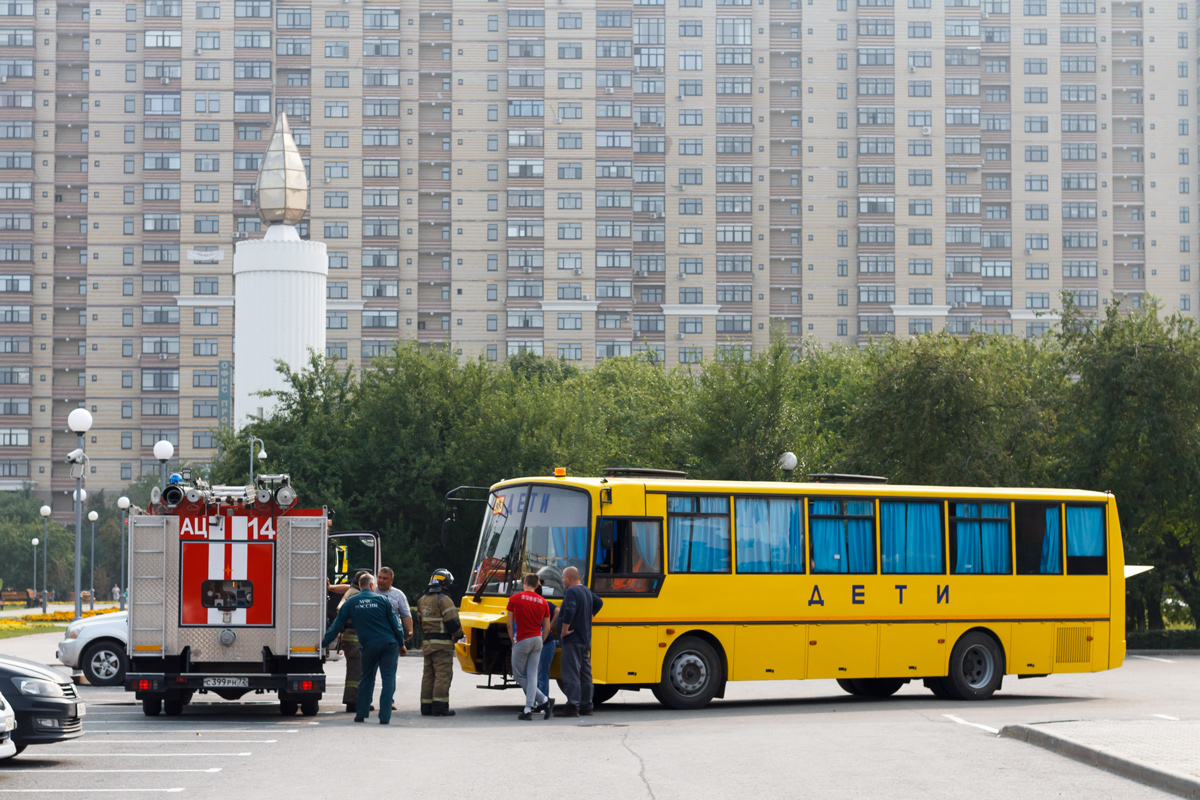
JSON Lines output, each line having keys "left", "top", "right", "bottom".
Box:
{"left": 1152, "top": 714, "right": 1180, "bottom": 720}
{"left": 0, "top": 790, "right": 185, "bottom": 794}
{"left": 1128, "top": 654, "right": 1174, "bottom": 663}
{"left": 31, "top": 769, "right": 222, "bottom": 774}
{"left": 943, "top": 713, "right": 1000, "bottom": 734}
{"left": 16, "top": 752, "right": 251, "bottom": 757}
{"left": 64, "top": 743, "right": 274, "bottom": 748}
{"left": 82, "top": 729, "right": 298, "bottom": 733}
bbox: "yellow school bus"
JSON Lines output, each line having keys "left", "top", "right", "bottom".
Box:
{"left": 454, "top": 469, "right": 1124, "bottom": 709}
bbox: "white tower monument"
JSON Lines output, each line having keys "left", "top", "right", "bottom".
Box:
{"left": 233, "top": 114, "right": 327, "bottom": 426}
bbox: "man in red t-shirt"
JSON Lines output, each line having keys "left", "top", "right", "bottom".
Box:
{"left": 506, "top": 573, "right": 554, "bottom": 720}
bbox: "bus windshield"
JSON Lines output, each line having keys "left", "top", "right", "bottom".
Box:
{"left": 469, "top": 485, "right": 591, "bottom": 597}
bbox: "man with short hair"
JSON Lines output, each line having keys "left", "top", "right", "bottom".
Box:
{"left": 322, "top": 572, "right": 406, "bottom": 724}
{"left": 376, "top": 567, "right": 413, "bottom": 644}
{"left": 556, "top": 566, "right": 604, "bottom": 717}
{"left": 506, "top": 573, "right": 554, "bottom": 721}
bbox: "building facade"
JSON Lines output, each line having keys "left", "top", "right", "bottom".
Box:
{"left": 0, "top": 0, "right": 1196, "bottom": 506}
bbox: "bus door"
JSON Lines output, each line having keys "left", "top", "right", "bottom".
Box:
{"left": 593, "top": 517, "right": 664, "bottom": 684}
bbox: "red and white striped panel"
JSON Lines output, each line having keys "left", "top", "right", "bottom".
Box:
{"left": 180, "top": 516, "right": 275, "bottom": 627}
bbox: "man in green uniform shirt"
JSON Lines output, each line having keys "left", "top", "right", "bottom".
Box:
{"left": 323, "top": 572, "right": 407, "bottom": 724}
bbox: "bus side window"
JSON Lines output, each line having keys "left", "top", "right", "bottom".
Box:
{"left": 1015, "top": 502, "right": 1061, "bottom": 575}
{"left": 1065, "top": 505, "right": 1107, "bottom": 575}
{"left": 594, "top": 519, "right": 664, "bottom": 595}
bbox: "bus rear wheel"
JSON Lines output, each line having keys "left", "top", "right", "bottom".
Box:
{"left": 652, "top": 636, "right": 723, "bottom": 710}
{"left": 945, "top": 632, "right": 1004, "bottom": 700}
{"left": 924, "top": 677, "right": 955, "bottom": 700}
{"left": 592, "top": 685, "right": 619, "bottom": 706}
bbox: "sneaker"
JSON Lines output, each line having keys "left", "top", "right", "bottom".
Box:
{"left": 543, "top": 698, "right": 556, "bottom": 720}
{"left": 517, "top": 711, "right": 533, "bottom": 721}
{"left": 554, "top": 704, "right": 580, "bottom": 718}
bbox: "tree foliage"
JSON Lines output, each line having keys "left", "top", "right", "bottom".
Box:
{"left": 108, "top": 307, "right": 1200, "bottom": 630}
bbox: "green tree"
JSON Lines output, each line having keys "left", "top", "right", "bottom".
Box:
{"left": 1056, "top": 300, "right": 1200, "bottom": 628}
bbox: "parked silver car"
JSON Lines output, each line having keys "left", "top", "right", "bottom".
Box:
{"left": 56, "top": 612, "right": 128, "bottom": 687}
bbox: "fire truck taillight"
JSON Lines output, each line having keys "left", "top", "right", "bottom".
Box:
{"left": 298, "top": 680, "right": 313, "bottom": 692}
{"left": 137, "top": 679, "right": 153, "bottom": 691}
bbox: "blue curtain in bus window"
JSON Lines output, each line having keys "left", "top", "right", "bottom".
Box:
{"left": 980, "top": 504, "right": 1010, "bottom": 574}
{"left": 630, "top": 522, "right": 661, "bottom": 572}
{"left": 1066, "top": 506, "right": 1104, "bottom": 557}
{"left": 954, "top": 504, "right": 982, "bottom": 574}
{"left": 735, "top": 498, "right": 771, "bottom": 573}
{"left": 881, "top": 502, "right": 905, "bottom": 573}
{"left": 668, "top": 515, "right": 693, "bottom": 573}
{"left": 551, "top": 526, "right": 589, "bottom": 570}
{"left": 692, "top": 498, "right": 730, "bottom": 572}
{"left": 883, "top": 502, "right": 942, "bottom": 574}
{"left": 1040, "top": 506, "right": 1061, "bottom": 574}
{"left": 811, "top": 499, "right": 845, "bottom": 573}
{"left": 846, "top": 500, "right": 874, "bottom": 573}
{"left": 909, "top": 502, "right": 943, "bottom": 573}
{"left": 769, "top": 498, "right": 804, "bottom": 572}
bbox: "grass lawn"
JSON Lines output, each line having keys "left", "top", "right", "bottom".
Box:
{"left": 0, "top": 624, "right": 64, "bottom": 640}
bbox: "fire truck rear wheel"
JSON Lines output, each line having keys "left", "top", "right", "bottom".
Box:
{"left": 163, "top": 697, "right": 184, "bottom": 716}
{"left": 279, "top": 697, "right": 299, "bottom": 716}
{"left": 141, "top": 697, "right": 162, "bottom": 717}
{"left": 300, "top": 697, "right": 319, "bottom": 716}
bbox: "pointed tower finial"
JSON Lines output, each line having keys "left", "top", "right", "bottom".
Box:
{"left": 255, "top": 114, "right": 309, "bottom": 226}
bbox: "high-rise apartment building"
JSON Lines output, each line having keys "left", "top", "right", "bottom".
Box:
{"left": 1, "top": 0, "right": 1195, "bottom": 506}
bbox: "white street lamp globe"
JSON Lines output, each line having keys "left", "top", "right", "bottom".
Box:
{"left": 258, "top": 448, "right": 267, "bottom": 461}
{"left": 88, "top": 510, "right": 98, "bottom": 522}
{"left": 153, "top": 440, "right": 174, "bottom": 462}
{"left": 73, "top": 488, "right": 87, "bottom": 503}
{"left": 117, "top": 496, "right": 130, "bottom": 510}
{"left": 39, "top": 505, "right": 51, "bottom": 518}
{"left": 67, "top": 407, "right": 93, "bottom": 433}
{"left": 31, "top": 537, "right": 38, "bottom": 547}
{"left": 778, "top": 451, "right": 799, "bottom": 472}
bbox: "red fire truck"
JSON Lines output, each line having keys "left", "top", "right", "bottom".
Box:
{"left": 124, "top": 473, "right": 378, "bottom": 717}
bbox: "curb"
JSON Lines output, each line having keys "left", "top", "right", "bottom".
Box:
{"left": 1000, "top": 724, "right": 1200, "bottom": 799}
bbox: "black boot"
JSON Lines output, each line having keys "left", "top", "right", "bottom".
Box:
{"left": 432, "top": 702, "right": 456, "bottom": 717}
{"left": 420, "top": 703, "right": 433, "bottom": 717}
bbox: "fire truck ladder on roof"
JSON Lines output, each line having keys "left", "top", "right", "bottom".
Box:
{"left": 286, "top": 517, "right": 326, "bottom": 657}
{"left": 131, "top": 516, "right": 168, "bottom": 655}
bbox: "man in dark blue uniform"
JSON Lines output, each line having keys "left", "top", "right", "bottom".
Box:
{"left": 323, "top": 572, "right": 407, "bottom": 724}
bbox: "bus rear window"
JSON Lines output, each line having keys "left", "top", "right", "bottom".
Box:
{"left": 1066, "top": 505, "right": 1106, "bottom": 575}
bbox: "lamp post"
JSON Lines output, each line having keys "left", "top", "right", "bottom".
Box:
{"left": 87, "top": 510, "right": 98, "bottom": 611}
{"left": 153, "top": 440, "right": 174, "bottom": 492}
{"left": 30, "top": 537, "right": 38, "bottom": 607}
{"left": 39, "top": 505, "right": 50, "bottom": 613}
{"left": 249, "top": 437, "right": 266, "bottom": 486}
{"left": 67, "top": 407, "right": 92, "bottom": 622}
{"left": 117, "top": 496, "right": 130, "bottom": 611}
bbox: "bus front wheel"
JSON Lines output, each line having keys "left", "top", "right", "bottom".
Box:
{"left": 945, "top": 632, "right": 1004, "bottom": 700}
{"left": 652, "top": 636, "right": 723, "bottom": 710}
{"left": 839, "top": 678, "right": 904, "bottom": 697}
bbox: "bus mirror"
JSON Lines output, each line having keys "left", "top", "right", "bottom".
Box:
{"left": 441, "top": 518, "right": 452, "bottom": 547}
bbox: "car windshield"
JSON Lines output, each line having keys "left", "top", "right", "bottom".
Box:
{"left": 469, "top": 485, "right": 590, "bottom": 597}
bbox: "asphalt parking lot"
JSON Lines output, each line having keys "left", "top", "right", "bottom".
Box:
{"left": 0, "top": 631, "right": 1197, "bottom": 798}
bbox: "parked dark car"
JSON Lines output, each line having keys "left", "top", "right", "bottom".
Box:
{"left": 0, "top": 654, "right": 84, "bottom": 754}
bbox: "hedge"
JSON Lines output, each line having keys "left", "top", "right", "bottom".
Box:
{"left": 1126, "top": 628, "right": 1200, "bottom": 650}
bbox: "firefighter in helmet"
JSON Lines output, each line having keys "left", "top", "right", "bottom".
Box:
{"left": 416, "top": 568, "right": 463, "bottom": 716}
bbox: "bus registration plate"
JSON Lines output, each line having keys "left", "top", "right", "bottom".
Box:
{"left": 203, "top": 677, "right": 249, "bottom": 688}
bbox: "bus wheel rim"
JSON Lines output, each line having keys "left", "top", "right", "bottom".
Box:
{"left": 671, "top": 651, "right": 708, "bottom": 695}
{"left": 961, "top": 644, "right": 994, "bottom": 690}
